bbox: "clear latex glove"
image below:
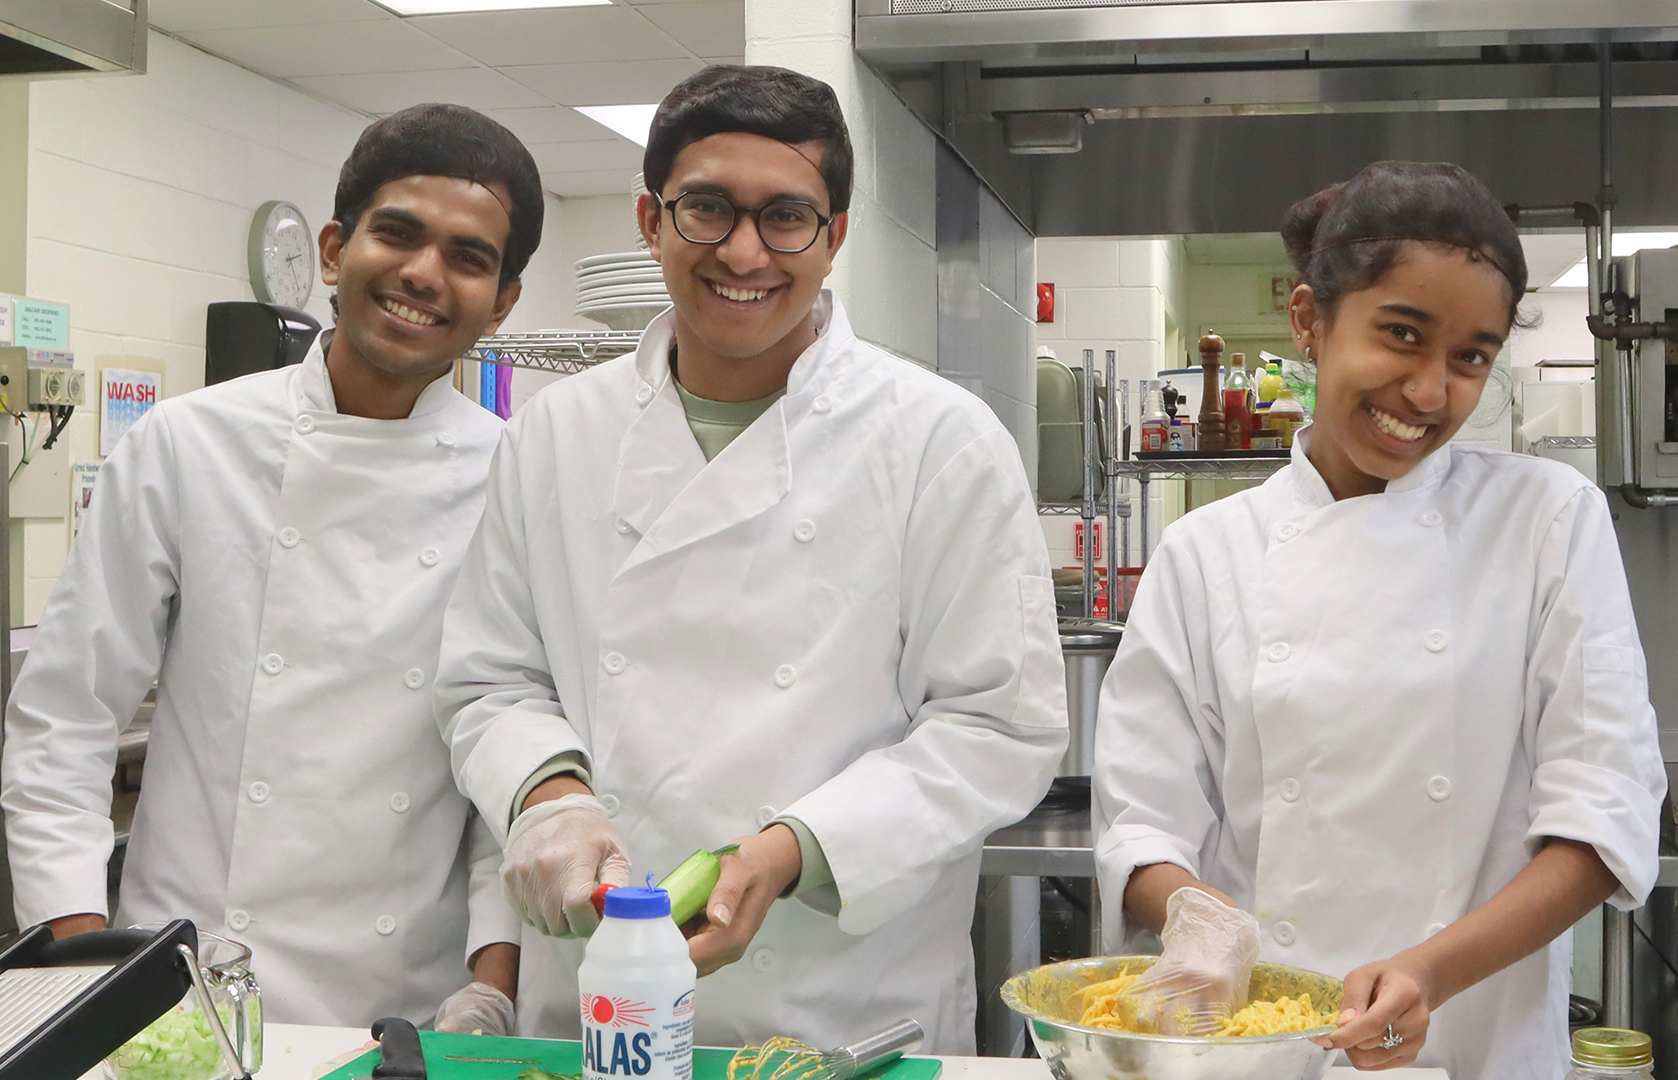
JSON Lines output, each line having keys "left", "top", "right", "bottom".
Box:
{"left": 1128, "top": 887, "right": 1261, "bottom": 1036}
{"left": 434, "top": 981, "right": 516, "bottom": 1036}
{"left": 500, "top": 793, "right": 632, "bottom": 938}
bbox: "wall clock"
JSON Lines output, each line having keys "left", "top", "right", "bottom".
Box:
{"left": 248, "top": 200, "right": 314, "bottom": 309}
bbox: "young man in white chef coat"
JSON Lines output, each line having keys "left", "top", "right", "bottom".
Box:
{"left": 437, "top": 65, "right": 1068, "bottom": 1052}
{"left": 2, "top": 104, "right": 535, "bottom": 1032}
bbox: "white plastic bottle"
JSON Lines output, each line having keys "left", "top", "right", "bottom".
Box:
{"left": 579, "top": 885, "right": 697, "bottom": 1080}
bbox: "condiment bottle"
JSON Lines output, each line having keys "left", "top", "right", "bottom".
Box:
{"left": 1268, "top": 387, "right": 1307, "bottom": 448}
{"left": 1198, "top": 331, "right": 1226, "bottom": 452}
{"left": 1140, "top": 379, "right": 1169, "bottom": 452}
{"left": 580, "top": 885, "right": 696, "bottom": 1080}
{"left": 1566, "top": 1027, "right": 1655, "bottom": 1079}
{"left": 1223, "top": 352, "right": 1252, "bottom": 450}
{"left": 1258, "top": 364, "right": 1283, "bottom": 407}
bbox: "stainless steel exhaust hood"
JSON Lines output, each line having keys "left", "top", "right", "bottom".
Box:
{"left": 857, "top": 0, "right": 1678, "bottom": 64}
{"left": 858, "top": 0, "right": 1678, "bottom": 236}
{"left": 0, "top": 0, "right": 147, "bottom": 77}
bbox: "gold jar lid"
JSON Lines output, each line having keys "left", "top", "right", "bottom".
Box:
{"left": 1572, "top": 1027, "right": 1653, "bottom": 1067}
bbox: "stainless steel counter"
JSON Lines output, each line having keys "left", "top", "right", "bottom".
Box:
{"left": 981, "top": 802, "right": 1093, "bottom": 878}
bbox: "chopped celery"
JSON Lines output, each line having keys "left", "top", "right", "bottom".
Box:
{"left": 106, "top": 1005, "right": 226, "bottom": 1080}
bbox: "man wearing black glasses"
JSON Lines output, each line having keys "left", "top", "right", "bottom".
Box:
{"left": 437, "top": 65, "right": 1066, "bottom": 1051}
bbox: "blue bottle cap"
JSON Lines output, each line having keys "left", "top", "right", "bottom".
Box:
{"left": 603, "top": 886, "right": 671, "bottom": 920}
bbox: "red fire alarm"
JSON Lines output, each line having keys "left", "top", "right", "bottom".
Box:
{"left": 1037, "top": 282, "right": 1055, "bottom": 323}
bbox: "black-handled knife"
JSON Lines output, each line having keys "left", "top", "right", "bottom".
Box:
{"left": 370, "top": 1017, "right": 427, "bottom": 1080}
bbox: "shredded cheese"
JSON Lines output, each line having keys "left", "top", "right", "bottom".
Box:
{"left": 1074, "top": 974, "right": 1334, "bottom": 1037}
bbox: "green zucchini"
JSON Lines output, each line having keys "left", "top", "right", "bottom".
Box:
{"left": 659, "top": 844, "right": 739, "bottom": 926}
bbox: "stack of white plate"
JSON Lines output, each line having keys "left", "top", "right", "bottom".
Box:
{"left": 576, "top": 251, "right": 669, "bottom": 332}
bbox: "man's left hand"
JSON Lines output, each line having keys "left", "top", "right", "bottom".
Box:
{"left": 685, "top": 824, "right": 802, "bottom": 977}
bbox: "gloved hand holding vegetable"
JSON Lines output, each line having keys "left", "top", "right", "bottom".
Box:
{"left": 435, "top": 980, "right": 516, "bottom": 1036}
{"left": 501, "top": 793, "right": 632, "bottom": 937}
{"left": 1127, "top": 886, "right": 1261, "bottom": 1036}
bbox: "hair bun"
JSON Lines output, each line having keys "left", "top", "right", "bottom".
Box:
{"left": 1279, "top": 182, "right": 1345, "bottom": 276}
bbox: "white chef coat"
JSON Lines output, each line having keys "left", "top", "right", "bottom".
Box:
{"left": 437, "top": 292, "right": 1067, "bottom": 1054}
{"left": 1092, "top": 428, "right": 1665, "bottom": 1080}
{"left": 1, "top": 338, "right": 520, "bottom": 1026}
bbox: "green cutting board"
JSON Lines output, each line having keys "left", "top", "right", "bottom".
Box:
{"left": 317, "top": 1032, "right": 944, "bottom": 1080}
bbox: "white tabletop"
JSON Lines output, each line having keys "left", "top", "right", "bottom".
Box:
{"left": 255, "top": 1024, "right": 1448, "bottom": 1080}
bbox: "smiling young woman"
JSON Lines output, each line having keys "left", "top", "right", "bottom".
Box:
{"left": 1092, "top": 161, "right": 1664, "bottom": 1080}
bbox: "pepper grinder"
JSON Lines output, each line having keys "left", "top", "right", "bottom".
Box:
{"left": 1198, "top": 330, "right": 1226, "bottom": 452}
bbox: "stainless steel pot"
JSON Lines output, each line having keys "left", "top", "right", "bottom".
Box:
{"left": 1059, "top": 617, "right": 1123, "bottom": 777}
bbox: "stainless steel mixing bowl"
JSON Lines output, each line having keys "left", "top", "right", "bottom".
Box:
{"left": 1001, "top": 955, "right": 1343, "bottom": 1080}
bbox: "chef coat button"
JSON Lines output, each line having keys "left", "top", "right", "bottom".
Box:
{"left": 1279, "top": 778, "right": 1301, "bottom": 803}
{"left": 403, "top": 668, "right": 425, "bottom": 690}
{"left": 1424, "top": 629, "right": 1448, "bottom": 653}
{"left": 1420, "top": 510, "right": 1443, "bottom": 527}
{"left": 793, "top": 519, "right": 817, "bottom": 543}
{"left": 615, "top": 517, "right": 633, "bottom": 535}
{"left": 1426, "top": 922, "right": 1448, "bottom": 937}
{"left": 261, "top": 653, "right": 284, "bottom": 676}
{"left": 1276, "top": 522, "right": 1300, "bottom": 542}
{"left": 375, "top": 915, "right": 397, "bottom": 936}
{"left": 751, "top": 948, "right": 777, "bottom": 971}
{"left": 248, "top": 781, "right": 270, "bottom": 804}
{"left": 811, "top": 394, "right": 833, "bottom": 414}
{"left": 603, "top": 651, "right": 627, "bottom": 675}
{"left": 390, "top": 791, "right": 411, "bottom": 813}
{"left": 293, "top": 414, "right": 316, "bottom": 435}
{"left": 635, "top": 385, "right": 653, "bottom": 406}
{"left": 437, "top": 432, "right": 455, "bottom": 448}
{"left": 228, "top": 910, "right": 251, "bottom": 932}
{"left": 600, "top": 793, "right": 621, "bottom": 817}
{"left": 1267, "top": 642, "right": 1291, "bottom": 663}
{"left": 1427, "top": 775, "right": 1453, "bottom": 802}
{"left": 773, "top": 664, "right": 797, "bottom": 688}
{"left": 277, "top": 527, "right": 300, "bottom": 549}
{"left": 756, "top": 806, "right": 778, "bottom": 828}
{"left": 1272, "top": 920, "right": 1297, "bottom": 946}
{"left": 419, "top": 547, "right": 441, "bottom": 567}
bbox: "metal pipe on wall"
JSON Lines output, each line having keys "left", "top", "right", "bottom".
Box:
{"left": 1081, "top": 349, "right": 1097, "bottom": 617}
{"left": 1104, "top": 350, "right": 1119, "bottom": 601}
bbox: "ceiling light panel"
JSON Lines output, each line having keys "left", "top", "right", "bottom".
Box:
{"left": 376, "top": 0, "right": 610, "bottom": 14}
{"left": 577, "top": 104, "right": 660, "bottom": 147}
{"left": 1550, "top": 231, "right": 1678, "bottom": 288}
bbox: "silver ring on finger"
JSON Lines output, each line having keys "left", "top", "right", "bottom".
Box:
{"left": 1380, "top": 1025, "right": 1404, "bottom": 1051}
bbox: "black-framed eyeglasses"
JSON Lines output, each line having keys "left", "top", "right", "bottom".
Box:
{"left": 662, "top": 191, "right": 833, "bottom": 254}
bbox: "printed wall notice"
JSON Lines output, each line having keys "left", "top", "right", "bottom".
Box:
{"left": 71, "top": 462, "right": 99, "bottom": 538}
{"left": 101, "top": 368, "right": 160, "bottom": 456}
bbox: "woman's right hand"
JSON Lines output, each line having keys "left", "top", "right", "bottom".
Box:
{"left": 1317, "top": 953, "right": 1435, "bottom": 1070}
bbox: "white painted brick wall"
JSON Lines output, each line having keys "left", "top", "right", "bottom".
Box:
{"left": 17, "top": 34, "right": 370, "bottom": 620}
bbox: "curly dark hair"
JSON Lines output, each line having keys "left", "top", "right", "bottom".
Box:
{"left": 334, "top": 103, "right": 543, "bottom": 287}
{"left": 643, "top": 65, "right": 853, "bottom": 213}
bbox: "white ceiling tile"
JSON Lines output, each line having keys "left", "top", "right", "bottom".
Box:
{"left": 504, "top": 58, "right": 703, "bottom": 106}
{"left": 150, "top": 0, "right": 388, "bottom": 32}
{"left": 409, "top": 9, "right": 691, "bottom": 67}
{"left": 543, "top": 170, "right": 638, "bottom": 198}
{"left": 636, "top": 2, "right": 742, "bottom": 59}
{"left": 291, "top": 68, "right": 550, "bottom": 114}
{"left": 182, "top": 20, "right": 472, "bottom": 78}
{"left": 529, "top": 139, "right": 646, "bottom": 173}
{"left": 481, "top": 106, "right": 612, "bottom": 145}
